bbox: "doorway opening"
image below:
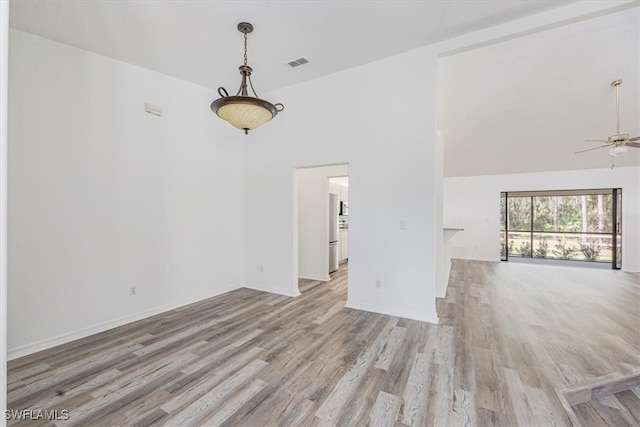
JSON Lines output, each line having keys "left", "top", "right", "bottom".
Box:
{"left": 500, "top": 188, "right": 622, "bottom": 269}
{"left": 294, "top": 164, "right": 349, "bottom": 294}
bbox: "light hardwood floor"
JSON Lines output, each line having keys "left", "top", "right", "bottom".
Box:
{"left": 572, "top": 386, "right": 640, "bottom": 426}
{"left": 7, "top": 260, "right": 640, "bottom": 426}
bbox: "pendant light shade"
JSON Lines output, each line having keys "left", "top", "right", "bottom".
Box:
{"left": 211, "top": 22, "right": 283, "bottom": 134}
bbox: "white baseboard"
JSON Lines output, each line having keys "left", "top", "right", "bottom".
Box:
{"left": 345, "top": 300, "right": 440, "bottom": 324}
{"left": 298, "top": 273, "right": 331, "bottom": 282}
{"left": 7, "top": 284, "right": 240, "bottom": 360}
{"left": 243, "top": 284, "right": 301, "bottom": 297}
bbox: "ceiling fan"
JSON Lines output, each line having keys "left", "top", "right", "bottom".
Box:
{"left": 576, "top": 79, "right": 640, "bottom": 165}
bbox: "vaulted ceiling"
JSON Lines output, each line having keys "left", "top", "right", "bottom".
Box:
{"left": 438, "top": 5, "right": 640, "bottom": 176}
{"left": 10, "top": 0, "right": 577, "bottom": 93}
{"left": 10, "top": 1, "right": 639, "bottom": 176}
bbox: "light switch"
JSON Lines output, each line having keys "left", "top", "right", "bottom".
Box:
{"left": 400, "top": 219, "right": 407, "bottom": 230}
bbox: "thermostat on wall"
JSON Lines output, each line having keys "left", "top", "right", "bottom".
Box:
{"left": 144, "top": 103, "right": 162, "bottom": 116}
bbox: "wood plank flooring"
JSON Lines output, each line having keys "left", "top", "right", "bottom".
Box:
{"left": 556, "top": 370, "right": 640, "bottom": 426}
{"left": 573, "top": 386, "right": 640, "bottom": 426}
{"left": 7, "top": 260, "right": 640, "bottom": 426}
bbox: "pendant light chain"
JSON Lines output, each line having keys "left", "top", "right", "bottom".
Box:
{"left": 243, "top": 30, "right": 259, "bottom": 98}
{"left": 244, "top": 32, "right": 248, "bottom": 66}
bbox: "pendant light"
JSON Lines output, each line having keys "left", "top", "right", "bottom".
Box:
{"left": 211, "top": 22, "right": 283, "bottom": 134}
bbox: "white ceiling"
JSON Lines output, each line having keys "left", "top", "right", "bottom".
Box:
{"left": 10, "top": 0, "right": 578, "bottom": 94}
{"left": 438, "top": 5, "right": 640, "bottom": 176}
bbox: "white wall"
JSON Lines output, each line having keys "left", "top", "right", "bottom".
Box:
{"left": 1, "top": 0, "right": 9, "bottom": 420}
{"left": 8, "top": 30, "right": 245, "bottom": 358}
{"left": 297, "top": 164, "right": 348, "bottom": 281}
{"left": 434, "top": 134, "right": 445, "bottom": 298}
{"left": 329, "top": 181, "right": 348, "bottom": 203}
{"left": 444, "top": 166, "right": 640, "bottom": 272}
{"left": 243, "top": 47, "right": 440, "bottom": 323}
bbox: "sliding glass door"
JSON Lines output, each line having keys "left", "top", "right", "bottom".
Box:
{"left": 500, "top": 189, "right": 622, "bottom": 269}
{"left": 614, "top": 189, "right": 622, "bottom": 269}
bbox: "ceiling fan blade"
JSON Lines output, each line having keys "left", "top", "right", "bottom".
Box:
{"left": 626, "top": 142, "right": 640, "bottom": 148}
{"left": 629, "top": 136, "right": 640, "bottom": 141}
{"left": 585, "top": 139, "right": 608, "bottom": 143}
{"left": 575, "top": 145, "right": 609, "bottom": 154}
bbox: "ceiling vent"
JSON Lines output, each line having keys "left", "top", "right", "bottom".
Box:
{"left": 287, "top": 58, "right": 309, "bottom": 68}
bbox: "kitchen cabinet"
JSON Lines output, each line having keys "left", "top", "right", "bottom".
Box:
{"left": 340, "top": 230, "right": 349, "bottom": 261}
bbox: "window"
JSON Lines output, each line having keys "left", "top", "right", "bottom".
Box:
{"left": 500, "top": 189, "right": 622, "bottom": 269}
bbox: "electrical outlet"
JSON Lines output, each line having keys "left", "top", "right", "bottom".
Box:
{"left": 259, "top": 265, "right": 263, "bottom": 273}
{"left": 129, "top": 286, "right": 137, "bottom": 296}
{"left": 375, "top": 279, "right": 381, "bottom": 289}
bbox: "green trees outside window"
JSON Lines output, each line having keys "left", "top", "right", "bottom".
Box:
{"left": 500, "top": 189, "right": 622, "bottom": 269}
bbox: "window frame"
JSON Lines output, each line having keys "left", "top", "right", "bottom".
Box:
{"left": 500, "top": 188, "right": 621, "bottom": 269}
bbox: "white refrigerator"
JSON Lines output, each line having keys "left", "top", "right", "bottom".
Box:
{"left": 329, "top": 193, "right": 339, "bottom": 273}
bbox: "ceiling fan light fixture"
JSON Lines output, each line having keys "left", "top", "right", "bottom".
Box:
{"left": 210, "top": 22, "right": 283, "bottom": 134}
{"left": 577, "top": 79, "right": 640, "bottom": 159}
{"left": 609, "top": 146, "right": 628, "bottom": 156}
